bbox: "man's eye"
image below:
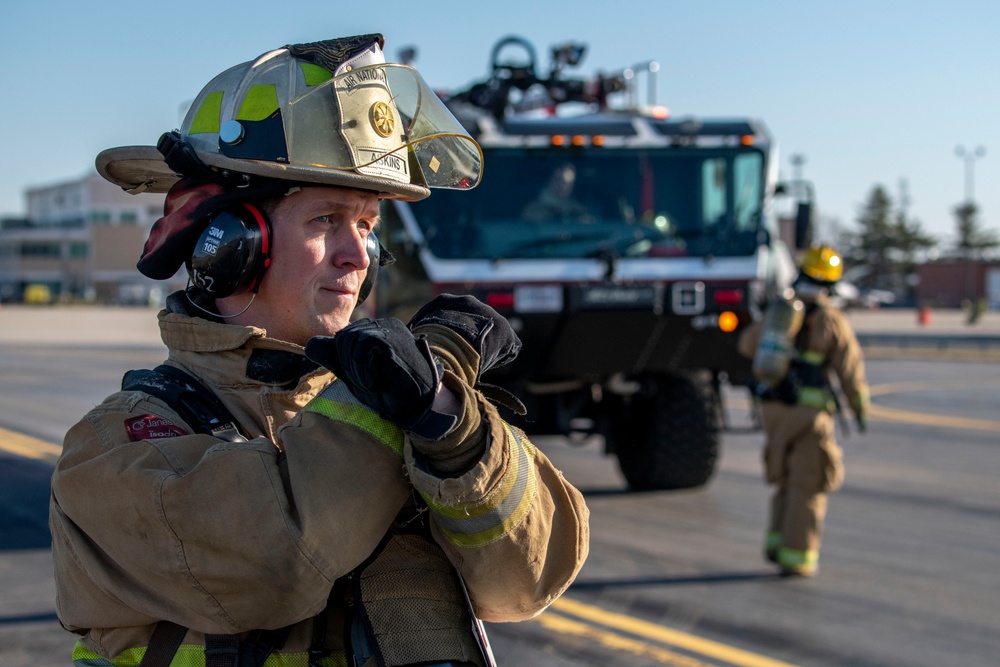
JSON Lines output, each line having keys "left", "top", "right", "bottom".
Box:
{"left": 314, "top": 215, "right": 331, "bottom": 224}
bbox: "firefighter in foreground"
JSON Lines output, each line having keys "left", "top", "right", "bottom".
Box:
{"left": 49, "top": 34, "right": 589, "bottom": 666}
{"left": 737, "top": 245, "right": 868, "bottom": 577}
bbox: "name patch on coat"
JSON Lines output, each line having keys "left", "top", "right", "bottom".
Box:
{"left": 125, "top": 415, "right": 188, "bottom": 441}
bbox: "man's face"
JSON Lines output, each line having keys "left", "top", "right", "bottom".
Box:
{"left": 224, "top": 186, "right": 379, "bottom": 345}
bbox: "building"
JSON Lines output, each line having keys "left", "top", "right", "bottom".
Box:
{"left": 916, "top": 260, "right": 1000, "bottom": 309}
{"left": 0, "top": 172, "right": 181, "bottom": 304}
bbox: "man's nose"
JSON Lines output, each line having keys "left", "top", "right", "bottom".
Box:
{"left": 334, "top": 227, "right": 371, "bottom": 269}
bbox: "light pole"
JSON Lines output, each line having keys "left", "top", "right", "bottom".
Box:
{"left": 954, "top": 145, "right": 986, "bottom": 306}
{"left": 955, "top": 145, "right": 986, "bottom": 204}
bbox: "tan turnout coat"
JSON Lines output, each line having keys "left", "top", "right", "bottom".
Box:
{"left": 49, "top": 294, "right": 590, "bottom": 665}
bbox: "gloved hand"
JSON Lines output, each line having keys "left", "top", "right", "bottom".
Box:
{"left": 856, "top": 409, "right": 867, "bottom": 433}
{"left": 407, "top": 294, "right": 521, "bottom": 379}
{"left": 407, "top": 294, "right": 525, "bottom": 415}
{"left": 305, "top": 318, "right": 456, "bottom": 439}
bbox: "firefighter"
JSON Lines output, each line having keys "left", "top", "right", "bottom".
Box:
{"left": 738, "top": 245, "right": 868, "bottom": 577}
{"left": 49, "top": 35, "right": 589, "bottom": 666}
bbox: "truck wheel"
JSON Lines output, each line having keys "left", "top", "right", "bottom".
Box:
{"left": 609, "top": 372, "right": 721, "bottom": 491}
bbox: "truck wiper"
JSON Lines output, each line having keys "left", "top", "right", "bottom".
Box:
{"left": 584, "top": 225, "right": 670, "bottom": 259}
{"left": 495, "top": 230, "right": 619, "bottom": 260}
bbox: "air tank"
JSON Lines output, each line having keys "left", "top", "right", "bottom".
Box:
{"left": 752, "top": 289, "right": 805, "bottom": 388}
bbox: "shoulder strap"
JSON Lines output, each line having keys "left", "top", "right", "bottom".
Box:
{"left": 138, "top": 621, "right": 188, "bottom": 667}
{"left": 122, "top": 364, "right": 248, "bottom": 442}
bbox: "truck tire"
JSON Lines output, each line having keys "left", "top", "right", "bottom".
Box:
{"left": 609, "top": 372, "right": 721, "bottom": 491}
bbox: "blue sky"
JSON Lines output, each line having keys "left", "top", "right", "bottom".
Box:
{"left": 2, "top": 0, "right": 997, "bottom": 246}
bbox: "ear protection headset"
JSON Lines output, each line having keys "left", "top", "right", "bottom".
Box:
{"left": 187, "top": 202, "right": 385, "bottom": 303}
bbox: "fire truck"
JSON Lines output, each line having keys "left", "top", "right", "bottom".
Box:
{"left": 373, "top": 36, "right": 813, "bottom": 490}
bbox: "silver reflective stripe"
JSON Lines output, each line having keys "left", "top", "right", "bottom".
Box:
{"left": 422, "top": 425, "right": 537, "bottom": 548}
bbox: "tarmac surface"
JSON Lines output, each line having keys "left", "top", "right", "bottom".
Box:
{"left": 1, "top": 302, "right": 998, "bottom": 347}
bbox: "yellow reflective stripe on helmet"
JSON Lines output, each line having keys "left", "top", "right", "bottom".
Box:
{"left": 72, "top": 640, "right": 347, "bottom": 666}
{"left": 305, "top": 382, "right": 404, "bottom": 457}
{"left": 300, "top": 62, "right": 333, "bottom": 86}
{"left": 236, "top": 84, "right": 280, "bottom": 121}
{"left": 421, "top": 424, "right": 537, "bottom": 548}
{"left": 797, "top": 386, "right": 834, "bottom": 411}
{"left": 188, "top": 90, "right": 224, "bottom": 134}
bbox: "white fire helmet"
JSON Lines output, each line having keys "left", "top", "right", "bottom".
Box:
{"left": 96, "top": 34, "right": 482, "bottom": 201}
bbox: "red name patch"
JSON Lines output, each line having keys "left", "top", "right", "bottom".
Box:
{"left": 125, "top": 414, "right": 189, "bottom": 441}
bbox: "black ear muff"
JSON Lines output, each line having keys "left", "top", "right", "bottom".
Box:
{"left": 357, "top": 233, "right": 394, "bottom": 304}
{"left": 187, "top": 203, "right": 271, "bottom": 298}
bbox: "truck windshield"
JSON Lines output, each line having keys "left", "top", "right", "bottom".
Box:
{"left": 406, "top": 147, "right": 765, "bottom": 260}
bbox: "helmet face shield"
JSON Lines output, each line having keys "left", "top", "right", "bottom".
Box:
{"left": 286, "top": 64, "right": 483, "bottom": 190}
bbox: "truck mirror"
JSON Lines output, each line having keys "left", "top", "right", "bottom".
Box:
{"left": 794, "top": 202, "right": 814, "bottom": 250}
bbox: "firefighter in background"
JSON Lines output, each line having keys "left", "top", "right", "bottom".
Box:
{"left": 738, "top": 245, "right": 869, "bottom": 577}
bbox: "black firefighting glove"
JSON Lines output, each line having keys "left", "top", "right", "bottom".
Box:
{"left": 305, "top": 318, "right": 457, "bottom": 440}
{"left": 856, "top": 409, "right": 868, "bottom": 433}
{"left": 407, "top": 294, "right": 526, "bottom": 415}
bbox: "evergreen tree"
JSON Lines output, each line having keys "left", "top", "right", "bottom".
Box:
{"left": 851, "top": 186, "right": 895, "bottom": 289}
{"left": 952, "top": 201, "right": 999, "bottom": 260}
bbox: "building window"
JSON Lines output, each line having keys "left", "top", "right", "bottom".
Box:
{"left": 120, "top": 211, "right": 139, "bottom": 224}
{"left": 69, "top": 243, "right": 88, "bottom": 258}
{"left": 90, "top": 211, "right": 112, "bottom": 225}
{"left": 21, "top": 242, "right": 61, "bottom": 258}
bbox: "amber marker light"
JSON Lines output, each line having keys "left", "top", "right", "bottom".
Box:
{"left": 571, "top": 135, "right": 586, "bottom": 146}
{"left": 718, "top": 311, "right": 739, "bottom": 332}
{"left": 740, "top": 134, "right": 754, "bottom": 146}
{"left": 551, "top": 135, "right": 566, "bottom": 146}
{"left": 592, "top": 135, "right": 606, "bottom": 146}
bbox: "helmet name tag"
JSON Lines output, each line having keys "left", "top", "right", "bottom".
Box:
{"left": 337, "top": 66, "right": 411, "bottom": 184}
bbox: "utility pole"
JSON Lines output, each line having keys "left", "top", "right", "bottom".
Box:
{"left": 955, "top": 145, "right": 986, "bottom": 204}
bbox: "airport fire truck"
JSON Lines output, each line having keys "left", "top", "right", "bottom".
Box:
{"left": 373, "top": 36, "right": 812, "bottom": 490}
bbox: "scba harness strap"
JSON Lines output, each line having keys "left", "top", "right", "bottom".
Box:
{"left": 122, "top": 364, "right": 249, "bottom": 443}
{"left": 124, "top": 365, "right": 295, "bottom": 667}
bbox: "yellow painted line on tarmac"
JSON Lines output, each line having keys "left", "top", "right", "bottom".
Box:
{"left": 536, "top": 612, "right": 715, "bottom": 667}
{"left": 0, "top": 427, "right": 61, "bottom": 460}
{"left": 548, "top": 597, "right": 800, "bottom": 667}
{"left": 867, "top": 381, "right": 1000, "bottom": 432}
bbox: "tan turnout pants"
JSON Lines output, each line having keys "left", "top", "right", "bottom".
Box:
{"left": 759, "top": 400, "right": 844, "bottom": 573}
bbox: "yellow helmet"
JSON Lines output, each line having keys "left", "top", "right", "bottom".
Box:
{"left": 800, "top": 245, "right": 843, "bottom": 284}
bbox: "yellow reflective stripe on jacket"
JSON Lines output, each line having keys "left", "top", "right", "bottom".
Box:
{"left": 798, "top": 350, "right": 825, "bottom": 365}
{"left": 422, "top": 424, "right": 537, "bottom": 548}
{"left": 72, "top": 641, "right": 347, "bottom": 666}
{"left": 304, "top": 382, "right": 404, "bottom": 457}
{"left": 797, "top": 386, "right": 834, "bottom": 411}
